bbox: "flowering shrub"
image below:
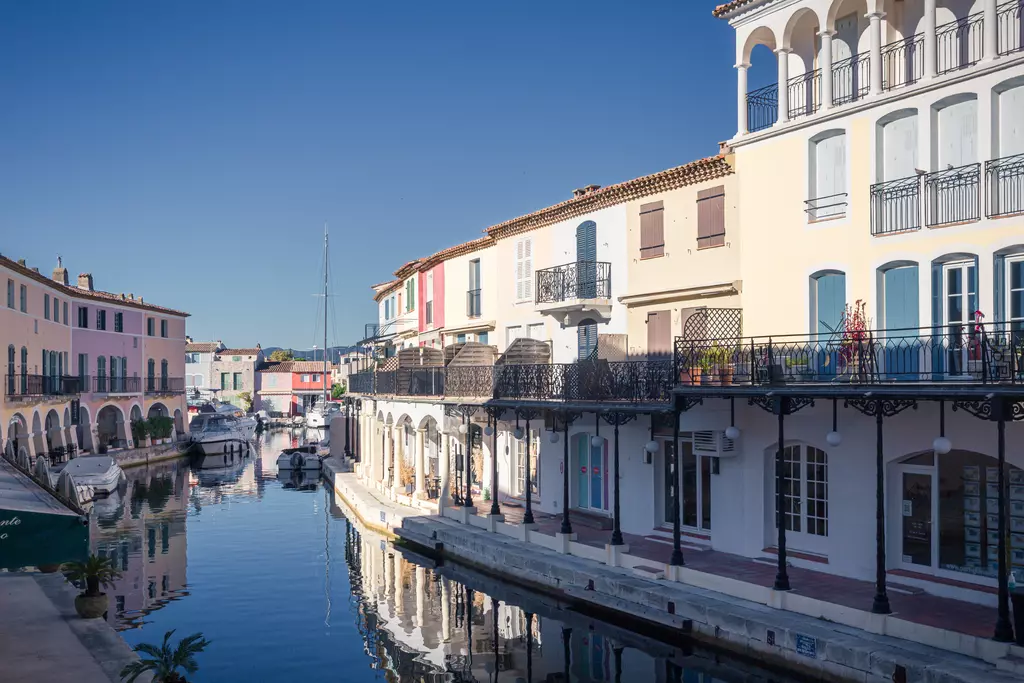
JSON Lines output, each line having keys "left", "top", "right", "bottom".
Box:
{"left": 840, "top": 300, "right": 869, "bottom": 364}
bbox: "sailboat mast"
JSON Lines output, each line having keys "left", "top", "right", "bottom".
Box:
{"left": 323, "top": 225, "right": 329, "bottom": 410}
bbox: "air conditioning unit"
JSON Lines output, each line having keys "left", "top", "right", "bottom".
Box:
{"left": 693, "top": 430, "right": 737, "bottom": 458}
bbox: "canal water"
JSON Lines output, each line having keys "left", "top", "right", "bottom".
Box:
{"left": 88, "top": 431, "right": 808, "bottom": 683}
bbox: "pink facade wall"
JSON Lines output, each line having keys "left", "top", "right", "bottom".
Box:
{"left": 70, "top": 302, "right": 145, "bottom": 378}
{"left": 143, "top": 314, "right": 187, "bottom": 380}
{"left": 1, "top": 266, "right": 72, "bottom": 379}
{"left": 417, "top": 263, "right": 445, "bottom": 332}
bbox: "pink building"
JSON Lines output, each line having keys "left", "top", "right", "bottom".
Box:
{"left": 2, "top": 256, "right": 189, "bottom": 458}
{"left": 417, "top": 262, "right": 445, "bottom": 347}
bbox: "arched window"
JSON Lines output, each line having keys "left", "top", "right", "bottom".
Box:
{"left": 808, "top": 130, "right": 847, "bottom": 220}
{"left": 809, "top": 270, "right": 846, "bottom": 337}
{"left": 577, "top": 318, "right": 598, "bottom": 360}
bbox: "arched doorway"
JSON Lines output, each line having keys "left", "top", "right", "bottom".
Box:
{"left": 418, "top": 416, "right": 440, "bottom": 500}
{"left": 44, "top": 409, "right": 62, "bottom": 453}
{"left": 148, "top": 403, "right": 168, "bottom": 419}
{"left": 30, "top": 412, "right": 44, "bottom": 457}
{"left": 77, "top": 406, "right": 94, "bottom": 453}
{"left": 97, "top": 405, "right": 126, "bottom": 450}
{"left": 894, "top": 449, "right": 1022, "bottom": 579}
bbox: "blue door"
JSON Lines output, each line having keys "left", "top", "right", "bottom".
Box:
{"left": 883, "top": 266, "right": 920, "bottom": 378}
{"left": 577, "top": 221, "right": 597, "bottom": 298}
{"left": 813, "top": 272, "right": 846, "bottom": 378}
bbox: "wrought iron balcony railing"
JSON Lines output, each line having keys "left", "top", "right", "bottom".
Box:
{"left": 445, "top": 366, "right": 494, "bottom": 398}
{"left": 4, "top": 374, "right": 82, "bottom": 398}
{"left": 746, "top": 83, "right": 778, "bottom": 133}
{"left": 831, "top": 51, "right": 870, "bottom": 106}
{"left": 870, "top": 174, "right": 921, "bottom": 235}
{"left": 673, "top": 322, "right": 1024, "bottom": 388}
{"left": 534, "top": 261, "right": 611, "bottom": 305}
{"left": 145, "top": 377, "right": 185, "bottom": 394}
{"left": 924, "top": 163, "right": 981, "bottom": 227}
{"left": 91, "top": 375, "right": 142, "bottom": 394}
{"left": 882, "top": 33, "right": 924, "bottom": 92}
{"left": 493, "top": 360, "right": 675, "bottom": 403}
{"left": 804, "top": 193, "right": 848, "bottom": 221}
{"left": 986, "top": 153, "right": 1024, "bottom": 218}
{"left": 998, "top": 0, "right": 1023, "bottom": 56}
{"left": 349, "top": 371, "right": 375, "bottom": 394}
{"left": 937, "top": 12, "right": 985, "bottom": 75}
{"left": 787, "top": 68, "right": 820, "bottom": 120}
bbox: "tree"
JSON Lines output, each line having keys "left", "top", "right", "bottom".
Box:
{"left": 269, "top": 349, "right": 294, "bottom": 362}
{"left": 120, "top": 630, "right": 211, "bottom": 683}
{"left": 331, "top": 383, "right": 345, "bottom": 400}
{"left": 237, "top": 391, "right": 253, "bottom": 412}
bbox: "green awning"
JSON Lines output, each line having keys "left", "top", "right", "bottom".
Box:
{"left": 0, "top": 458, "right": 88, "bottom": 570}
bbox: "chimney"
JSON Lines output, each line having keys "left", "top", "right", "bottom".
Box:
{"left": 584, "top": 184, "right": 601, "bottom": 194}
{"left": 17, "top": 259, "right": 26, "bottom": 266}
{"left": 52, "top": 257, "right": 69, "bottom": 285}
{"left": 128, "top": 293, "right": 134, "bottom": 300}
{"left": 719, "top": 140, "right": 733, "bottom": 155}
{"left": 186, "top": 335, "right": 193, "bottom": 344}
{"left": 77, "top": 273, "right": 94, "bottom": 291}
{"left": 572, "top": 188, "right": 586, "bottom": 198}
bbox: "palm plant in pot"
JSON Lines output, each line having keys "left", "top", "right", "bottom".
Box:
{"left": 64, "top": 554, "right": 121, "bottom": 618}
{"left": 120, "top": 630, "right": 210, "bottom": 683}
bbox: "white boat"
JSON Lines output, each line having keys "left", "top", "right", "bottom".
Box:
{"left": 215, "top": 403, "right": 258, "bottom": 440}
{"left": 37, "top": 455, "right": 125, "bottom": 505}
{"left": 187, "top": 413, "right": 251, "bottom": 469}
{"left": 306, "top": 403, "right": 341, "bottom": 429}
{"left": 276, "top": 443, "right": 322, "bottom": 471}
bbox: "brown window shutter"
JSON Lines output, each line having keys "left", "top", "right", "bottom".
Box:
{"left": 639, "top": 201, "right": 664, "bottom": 259}
{"left": 696, "top": 186, "right": 726, "bottom": 249}
{"left": 646, "top": 310, "right": 671, "bottom": 359}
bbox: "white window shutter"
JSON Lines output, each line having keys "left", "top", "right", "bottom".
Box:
{"left": 834, "top": 133, "right": 846, "bottom": 196}
{"left": 523, "top": 238, "right": 533, "bottom": 300}
{"left": 515, "top": 240, "right": 524, "bottom": 300}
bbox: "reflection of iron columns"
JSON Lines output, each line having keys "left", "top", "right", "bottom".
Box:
{"left": 847, "top": 397, "right": 916, "bottom": 614}
{"left": 515, "top": 408, "right": 544, "bottom": 525}
{"left": 669, "top": 406, "right": 684, "bottom": 566}
{"left": 600, "top": 411, "right": 637, "bottom": 546}
{"left": 525, "top": 611, "right": 534, "bottom": 680}
{"left": 561, "top": 627, "right": 572, "bottom": 683}
{"left": 995, "top": 398, "right": 1015, "bottom": 642}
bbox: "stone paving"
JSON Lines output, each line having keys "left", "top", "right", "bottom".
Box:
{"left": 0, "top": 573, "right": 142, "bottom": 683}
{"left": 325, "top": 462, "right": 1024, "bottom": 683}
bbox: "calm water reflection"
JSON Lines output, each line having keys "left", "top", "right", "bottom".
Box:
{"left": 88, "top": 430, "right": 805, "bottom": 683}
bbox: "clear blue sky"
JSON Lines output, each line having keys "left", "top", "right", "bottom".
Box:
{"left": 0, "top": 0, "right": 744, "bottom": 349}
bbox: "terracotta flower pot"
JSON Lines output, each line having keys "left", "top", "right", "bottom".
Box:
{"left": 74, "top": 593, "right": 108, "bottom": 619}
{"left": 719, "top": 366, "right": 735, "bottom": 386}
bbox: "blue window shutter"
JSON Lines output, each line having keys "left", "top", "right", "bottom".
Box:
{"left": 815, "top": 273, "right": 846, "bottom": 337}
{"left": 577, "top": 221, "right": 597, "bottom": 263}
{"left": 930, "top": 262, "right": 943, "bottom": 377}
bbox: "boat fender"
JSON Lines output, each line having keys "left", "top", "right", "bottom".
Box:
{"left": 34, "top": 456, "right": 51, "bottom": 488}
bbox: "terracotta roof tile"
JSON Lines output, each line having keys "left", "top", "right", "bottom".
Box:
{"left": 419, "top": 236, "right": 495, "bottom": 270}
{"left": 0, "top": 254, "right": 190, "bottom": 317}
{"left": 486, "top": 155, "right": 734, "bottom": 241}
{"left": 258, "top": 361, "right": 336, "bottom": 374}
{"left": 185, "top": 342, "right": 222, "bottom": 353}
{"left": 218, "top": 348, "right": 262, "bottom": 356}
{"left": 713, "top": 0, "right": 760, "bottom": 18}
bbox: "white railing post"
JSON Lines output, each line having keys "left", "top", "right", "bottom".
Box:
{"left": 775, "top": 48, "right": 791, "bottom": 125}
{"left": 820, "top": 31, "right": 835, "bottom": 110}
{"left": 868, "top": 12, "right": 884, "bottom": 95}
{"left": 736, "top": 62, "right": 750, "bottom": 135}
{"left": 923, "top": 0, "right": 937, "bottom": 79}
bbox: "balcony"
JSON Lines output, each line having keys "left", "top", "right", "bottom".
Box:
{"left": 493, "top": 360, "right": 675, "bottom": 404}
{"left": 90, "top": 375, "right": 142, "bottom": 394}
{"left": 986, "top": 153, "right": 1024, "bottom": 218}
{"left": 672, "top": 322, "right": 1023, "bottom": 390}
{"left": 804, "top": 193, "right": 848, "bottom": 221}
{"left": 4, "top": 374, "right": 82, "bottom": 399}
{"left": 534, "top": 261, "right": 612, "bottom": 319}
{"left": 924, "top": 163, "right": 981, "bottom": 227}
{"left": 145, "top": 377, "right": 185, "bottom": 395}
{"left": 870, "top": 175, "right": 922, "bottom": 235}
{"left": 999, "top": 0, "right": 1024, "bottom": 56}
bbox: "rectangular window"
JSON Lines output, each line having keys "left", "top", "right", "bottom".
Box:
{"left": 6, "top": 279, "right": 13, "bottom": 309}
{"left": 160, "top": 319, "right": 167, "bottom": 337}
{"left": 221, "top": 373, "right": 230, "bottom": 390}
{"left": 114, "top": 312, "right": 123, "bottom": 333}
{"left": 405, "top": 279, "right": 415, "bottom": 313}
{"left": 53, "top": 298, "right": 59, "bottom": 323}
{"left": 527, "top": 323, "right": 545, "bottom": 340}
{"left": 515, "top": 432, "right": 540, "bottom": 497}
{"left": 312, "top": 374, "right": 320, "bottom": 382}
{"left": 1008, "top": 256, "right": 1024, "bottom": 341}
{"left": 96, "top": 309, "right": 106, "bottom": 331}
{"left": 78, "top": 354, "right": 88, "bottom": 387}
{"left": 147, "top": 318, "right": 154, "bottom": 336}
{"left": 514, "top": 238, "right": 533, "bottom": 301}
{"left": 63, "top": 302, "right": 68, "bottom": 325}
{"left": 505, "top": 325, "right": 522, "bottom": 349}
{"left": 44, "top": 294, "right": 50, "bottom": 320}
{"left": 468, "top": 259, "right": 482, "bottom": 317}
{"left": 425, "top": 272, "right": 434, "bottom": 325}
{"left": 19, "top": 284, "right": 26, "bottom": 313}
{"left": 696, "top": 186, "right": 726, "bottom": 249}
{"left": 301, "top": 374, "right": 310, "bottom": 382}
{"left": 639, "top": 201, "right": 665, "bottom": 259}
{"left": 77, "top": 306, "right": 88, "bottom": 328}
{"left": 233, "top": 372, "right": 243, "bottom": 390}
{"left": 478, "top": 331, "right": 489, "bottom": 345}
{"left": 456, "top": 334, "right": 466, "bottom": 343}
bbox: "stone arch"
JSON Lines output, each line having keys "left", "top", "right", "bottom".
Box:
{"left": 7, "top": 413, "right": 29, "bottom": 459}
{"left": 148, "top": 402, "right": 169, "bottom": 419}
{"left": 96, "top": 404, "right": 127, "bottom": 450}
{"left": 77, "top": 405, "right": 94, "bottom": 453}
{"left": 741, "top": 24, "right": 778, "bottom": 64}
{"left": 44, "top": 408, "right": 62, "bottom": 453}
{"left": 782, "top": 6, "right": 823, "bottom": 54}
{"left": 826, "top": 0, "right": 881, "bottom": 31}
{"left": 130, "top": 404, "right": 143, "bottom": 423}
{"left": 385, "top": 412, "right": 394, "bottom": 426}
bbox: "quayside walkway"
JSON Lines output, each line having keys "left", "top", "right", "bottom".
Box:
{"left": 324, "top": 459, "right": 1024, "bottom": 683}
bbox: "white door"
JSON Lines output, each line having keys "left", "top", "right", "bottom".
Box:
{"left": 943, "top": 261, "right": 977, "bottom": 375}
{"left": 771, "top": 444, "right": 829, "bottom": 555}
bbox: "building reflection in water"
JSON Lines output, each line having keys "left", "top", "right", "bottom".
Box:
{"left": 332, "top": 489, "right": 758, "bottom": 683}
{"left": 90, "top": 459, "right": 189, "bottom": 631}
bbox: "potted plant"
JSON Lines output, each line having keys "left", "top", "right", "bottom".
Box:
{"left": 130, "top": 419, "right": 150, "bottom": 448}
{"left": 64, "top": 555, "right": 121, "bottom": 619}
{"left": 120, "top": 630, "right": 211, "bottom": 683}
{"left": 706, "top": 345, "right": 734, "bottom": 385}
{"left": 147, "top": 416, "right": 173, "bottom": 445}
